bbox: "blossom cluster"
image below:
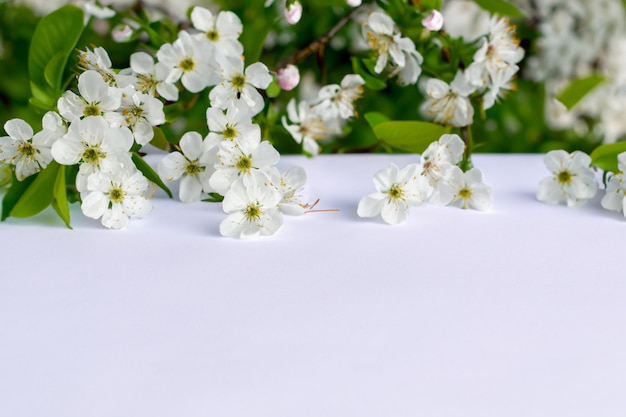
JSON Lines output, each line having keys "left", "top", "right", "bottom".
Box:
{"left": 537, "top": 149, "right": 626, "bottom": 219}
{"left": 358, "top": 134, "right": 492, "bottom": 225}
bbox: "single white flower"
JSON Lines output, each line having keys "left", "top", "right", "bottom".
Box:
{"left": 601, "top": 152, "right": 626, "bottom": 216}
{"left": 58, "top": 70, "right": 123, "bottom": 125}
{"left": 363, "top": 11, "right": 406, "bottom": 74}
{"left": 157, "top": 31, "right": 218, "bottom": 93}
{"left": 311, "top": 74, "right": 364, "bottom": 120}
{"left": 209, "top": 57, "right": 272, "bottom": 115}
{"left": 219, "top": 177, "right": 284, "bottom": 239}
{"left": 422, "top": 71, "right": 476, "bottom": 127}
{"left": 81, "top": 162, "right": 152, "bottom": 229}
{"left": 206, "top": 102, "right": 260, "bottom": 146}
{"left": 281, "top": 98, "right": 343, "bottom": 155}
{"left": 430, "top": 166, "right": 492, "bottom": 210}
{"left": 129, "top": 51, "right": 179, "bottom": 101}
{"left": 267, "top": 166, "right": 307, "bottom": 215}
{"left": 210, "top": 136, "right": 280, "bottom": 195}
{"left": 537, "top": 150, "right": 598, "bottom": 208}
{"left": 190, "top": 7, "right": 244, "bottom": 60}
{"left": 357, "top": 162, "right": 432, "bottom": 224}
{"left": 157, "top": 131, "right": 215, "bottom": 203}
{"left": 0, "top": 119, "right": 53, "bottom": 180}
{"left": 119, "top": 87, "right": 165, "bottom": 145}
{"left": 421, "top": 133, "right": 465, "bottom": 185}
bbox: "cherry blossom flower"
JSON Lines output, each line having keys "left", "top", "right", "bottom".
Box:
{"left": 129, "top": 51, "right": 179, "bottom": 102}
{"left": 157, "top": 30, "right": 218, "bottom": 93}
{"left": 157, "top": 132, "right": 215, "bottom": 203}
{"left": 0, "top": 119, "right": 53, "bottom": 180}
{"left": 119, "top": 87, "right": 165, "bottom": 145}
{"left": 420, "top": 133, "right": 465, "bottom": 185}
{"left": 190, "top": 7, "right": 244, "bottom": 60}
{"left": 311, "top": 74, "right": 364, "bottom": 119}
{"left": 267, "top": 166, "right": 307, "bottom": 215}
{"left": 601, "top": 152, "right": 626, "bottom": 216}
{"left": 210, "top": 136, "right": 280, "bottom": 195}
{"left": 422, "top": 71, "right": 476, "bottom": 127}
{"left": 357, "top": 162, "right": 432, "bottom": 224}
{"left": 51, "top": 116, "right": 134, "bottom": 193}
{"left": 219, "top": 177, "right": 284, "bottom": 238}
{"left": 81, "top": 161, "right": 152, "bottom": 229}
{"left": 284, "top": 1, "right": 302, "bottom": 25}
{"left": 281, "top": 98, "right": 343, "bottom": 155}
{"left": 57, "top": 70, "right": 123, "bottom": 125}
{"left": 209, "top": 57, "right": 272, "bottom": 115}
{"left": 206, "top": 102, "right": 260, "bottom": 146}
{"left": 430, "top": 166, "right": 492, "bottom": 210}
{"left": 537, "top": 150, "right": 598, "bottom": 207}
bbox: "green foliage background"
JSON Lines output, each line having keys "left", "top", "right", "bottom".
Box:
{"left": 0, "top": 0, "right": 604, "bottom": 155}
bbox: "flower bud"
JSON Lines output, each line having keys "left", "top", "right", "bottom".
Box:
{"left": 112, "top": 24, "right": 134, "bottom": 43}
{"left": 422, "top": 10, "right": 444, "bottom": 32}
{"left": 277, "top": 65, "right": 300, "bottom": 91}
{"left": 346, "top": 0, "right": 362, "bottom": 6}
{"left": 284, "top": 1, "right": 302, "bottom": 25}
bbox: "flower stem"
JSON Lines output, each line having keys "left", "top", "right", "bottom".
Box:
{"left": 460, "top": 125, "right": 474, "bottom": 171}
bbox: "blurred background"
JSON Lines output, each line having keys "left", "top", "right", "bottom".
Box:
{"left": 1, "top": 0, "right": 625, "bottom": 155}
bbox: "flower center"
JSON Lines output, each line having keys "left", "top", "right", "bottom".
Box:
{"left": 459, "top": 188, "right": 472, "bottom": 199}
{"left": 223, "top": 125, "right": 237, "bottom": 140}
{"left": 244, "top": 203, "right": 261, "bottom": 220}
{"left": 109, "top": 186, "right": 124, "bottom": 204}
{"left": 558, "top": 170, "right": 572, "bottom": 184}
{"left": 231, "top": 74, "right": 246, "bottom": 91}
{"left": 388, "top": 184, "right": 404, "bottom": 200}
{"left": 179, "top": 57, "right": 195, "bottom": 72}
{"left": 83, "top": 104, "right": 100, "bottom": 117}
{"left": 207, "top": 30, "right": 219, "bottom": 41}
{"left": 236, "top": 156, "right": 252, "bottom": 172}
{"left": 18, "top": 141, "right": 36, "bottom": 158}
{"left": 185, "top": 161, "right": 203, "bottom": 175}
{"left": 137, "top": 74, "right": 158, "bottom": 95}
{"left": 82, "top": 146, "right": 105, "bottom": 165}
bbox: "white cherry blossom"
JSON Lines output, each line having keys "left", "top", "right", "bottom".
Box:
{"left": 206, "top": 103, "right": 260, "bottom": 146}
{"left": 357, "top": 162, "right": 432, "bottom": 225}
{"left": 129, "top": 51, "right": 179, "bottom": 101}
{"left": 81, "top": 161, "right": 152, "bottom": 230}
{"left": 219, "top": 176, "right": 284, "bottom": 239}
{"left": 281, "top": 98, "right": 343, "bottom": 155}
{"left": 209, "top": 57, "right": 272, "bottom": 115}
{"left": 0, "top": 119, "right": 53, "bottom": 180}
{"left": 311, "top": 74, "right": 364, "bottom": 120}
{"left": 119, "top": 87, "right": 165, "bottom": 145}
{"left": 421, "top": 133, "right": 465, "bottom": 185}
{"left": 430, "top": 166, "right": 492, "bottom": 210}
{"left": 190, "top": 7, "right": 244, "bottom": 60}
{"left": 537, "top": 150, "right": 598, "bottom": 207}
{"left": 267, "top": 166, "right": 307, "bottom": 215}
{"left": 157, "top": 132, "right": 215, "bottom": 203}
{"left": 422, "top": 71, "right": 476, "bottom": 127}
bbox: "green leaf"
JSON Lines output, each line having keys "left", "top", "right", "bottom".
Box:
{"left": 51, "top": 164, "right": 71, "bottom": 229}
{"left": 364, "top": 111, "right": 390, "bottom": 128}
{"left": 473, "top": 0, "right": 524, "bottom": 18}
{"left": 2, "top": 174, "right": 36, "bottom": 221}
{"left": 351, "top": 57, "right": 387, "bottom": 91}
{"left": 10, "top": 162, "right": 60, "bottom": 218}
{"left": 28, "top": 5, "right": 84, "bottom": 109}
{"left": 131, "top": 152, "right": 173, "bottom": 198}
{"left": 150, "top": 126, "right": 170, "bottom": 151}
{"left": 590, "top": 142, "right": 626, "bottom": 173}
{"left": 372, "top": 121, "right": 450, "bottom": 153}
{"left": 556, "top": 75, "right": 606, "bottom": 110}
{"left": 266, "top": 79, "right": 281, "bottom": 99}
{"left": 202, "top": 193, "right": 224, "bottom": 203}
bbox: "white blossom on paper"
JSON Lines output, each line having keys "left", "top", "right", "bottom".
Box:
{"left": 421, "top": 133, "right": 465, "bottom": 186}
{"left": 219, "top": 176, "right": 284, "bottom": 238}
{"left": 81, "top": 161, "right": 152, "bottom": 229}
{"left": 267, "top": 166, "right": 307, "bottom": 215}
{"left": 430, "top": 166, "right": 492, "bottom": 210}
{"left": 357, "top": 162, "right": 433, "bottom": 225}
{"left": 601, "top": 152, "right": 626, "bottom": 215}
{"left": 537, "top": 150, "right": 598, "bottom": 207}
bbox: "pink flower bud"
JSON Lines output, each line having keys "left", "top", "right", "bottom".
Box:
{"left": 277, "top": 65, "right": 300, "bottom": 91}
{"left": 284, "top": 1, "right": 302, "bottom": 25}
{"left": 422, "top": 10, "right": 444, "bottom": 32}
{"left": 112, "top": 24, "right": 133, "bottom": 43}
{"left": 346, "top": 0, "right": 362, "bottom": 6}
